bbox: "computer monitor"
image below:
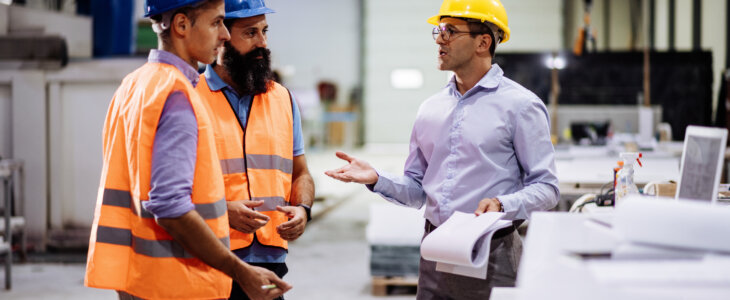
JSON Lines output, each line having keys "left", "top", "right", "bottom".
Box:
{"left": 675, "top": 125, "right": 728, "bottom": 204}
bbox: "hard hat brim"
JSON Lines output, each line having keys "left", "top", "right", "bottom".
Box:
{"left": 225, "top": 7, "right": 275, "bottom": 19}
{"left": 427, "top": 15, "right": 440, "bottom": 25}
{"left": 144, "top": 0, "right": 204, "bottom": 17}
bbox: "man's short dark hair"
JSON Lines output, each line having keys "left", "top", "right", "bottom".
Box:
{"left": 465, "top": 19, "right": 498, "bottom": 57}
{"left": 150, "top": 0, "right": 223, "bottom": 44}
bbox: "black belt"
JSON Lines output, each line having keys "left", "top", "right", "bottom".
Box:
{"left": 424, "top": 219, "right": 523, "bottom": 240}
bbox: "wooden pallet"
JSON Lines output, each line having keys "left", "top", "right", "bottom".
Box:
{"left": 371, "top": 276, "right": 418, "bottom": 296}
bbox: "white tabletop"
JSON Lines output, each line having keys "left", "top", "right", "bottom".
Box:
{"left": 514, "top": 212, "right": 730, "bottom": 300}
{"left": 555, "top": 145, "right": 681, "bottom": 186}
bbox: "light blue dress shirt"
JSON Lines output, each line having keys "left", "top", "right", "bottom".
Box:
{"left": 145, "top": 49, "right": 199, "bottom": 219}
{"left": 372, "top": 64, "right": 560, "bottom": 226}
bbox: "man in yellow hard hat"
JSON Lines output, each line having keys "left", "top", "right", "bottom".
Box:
{"left": 325, "top": 0, "right": 559, "bottom": 299}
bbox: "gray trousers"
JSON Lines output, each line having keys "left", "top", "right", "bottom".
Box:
{"left": 416, "top": 223, "right": 523, "bottom": 300}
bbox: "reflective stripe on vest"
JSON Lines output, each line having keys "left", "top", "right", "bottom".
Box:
{"left": 102, "top": 188, "right": 226, "bottom": 219}
{"left": 96, "top": 225, "right": 230, "bottom": 258}
{"left": 85, "top": 63, "right": 231, "bottom": 299}
{"left": 220, "top": 155, "right": 294, "bottom": 175}
{"left": 97, "top": 189, "right": 230, "bottom": 258}
{"left": 197, "top": 75, "right": 293, "bottom": 250}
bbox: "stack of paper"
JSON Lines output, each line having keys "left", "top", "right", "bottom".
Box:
{"left": 421, "top": 212, "right": 512, "bottom": 279}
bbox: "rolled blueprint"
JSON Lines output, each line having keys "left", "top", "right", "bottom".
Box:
{"left": 420, "top": 211, "right": 512, "bottom": 279}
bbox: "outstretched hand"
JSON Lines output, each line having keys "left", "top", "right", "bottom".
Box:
{"left": 324, "top": 151, "right": 378, "bottom": 185}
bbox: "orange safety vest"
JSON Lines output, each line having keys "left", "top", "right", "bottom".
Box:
{"left": 85, "top": 62, "right": 231, "bottom": 299}
{"left": 196, "top": 74, "right": 293, "bottom": 250}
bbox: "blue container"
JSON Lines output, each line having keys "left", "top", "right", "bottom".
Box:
{"left": 91, "top": 0, "right": 136, "bottom": 57}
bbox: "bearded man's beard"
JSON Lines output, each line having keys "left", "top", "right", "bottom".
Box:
{"left": 222, "top": 42, "right": 273, "bottom": 95}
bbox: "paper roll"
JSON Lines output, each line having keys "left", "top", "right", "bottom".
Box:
{"left": 420, "top": 212, "right": 512, "bottom": 279}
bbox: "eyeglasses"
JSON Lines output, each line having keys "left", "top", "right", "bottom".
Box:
{"left": 432, "top": 26, "right": 486, "bottom": 42}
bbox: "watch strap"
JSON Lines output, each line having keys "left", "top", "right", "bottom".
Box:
{"left": 297, "top": 204, "right": 312, "bottom": 222}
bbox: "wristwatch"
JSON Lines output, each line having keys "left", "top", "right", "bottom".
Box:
{"left": 297, "top": 204, "right": 312, "bottom": 222}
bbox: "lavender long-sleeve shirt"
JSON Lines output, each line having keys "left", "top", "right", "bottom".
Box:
{"left": 142, "top": 50, "right": 199, "bottom": 219}
{"left": 371, "top": 64, "right": 560, "bottom": 226}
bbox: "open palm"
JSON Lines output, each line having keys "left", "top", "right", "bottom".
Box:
{"left": 324, "top": 151, "right": 378, "bottom": 184}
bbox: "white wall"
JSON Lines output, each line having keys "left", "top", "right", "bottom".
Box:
{"left": 500, "top": 0, "right": 563, "bottom": 52}
{"left": 675, "top": 0, "right": 693, "bottom": 50}
{"left": 266, "top": 0, "right": 360, "bottom": 106}
{"left": 47, "top": 59, "right": 145, "bottom": 230}
{"left": 49, "top": 83, "right": 118, "bottom": 228}
{"left": 700, "top": 0, "right": 727, "bottom": 122}
{"left": 363, "top": 0, "right": 441, "bottom": 144}
{"left": 0, "top": 59, "right": 143, "bottom": 249}
{"left": 0, "top": 70, "right": 48, "bottom": 250}
{"left": 363, "top": 0, "right": 563, "bottom": 144}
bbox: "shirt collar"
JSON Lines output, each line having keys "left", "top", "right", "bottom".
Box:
{"left": 148, "top": 49, "right": 200, "bottom": 87}
{"left": 447, "top": 63, "right": 504, "bottom": 97}
{"left": 203, "top": 64, "right": 231, "bottom": 92}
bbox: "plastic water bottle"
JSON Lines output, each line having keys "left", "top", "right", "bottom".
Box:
{"left": 615, "top": 152, "right": 642, "bottom": 206}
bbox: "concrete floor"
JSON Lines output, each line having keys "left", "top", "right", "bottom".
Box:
{"left": 0, "top": 148, "right": 418, "bottom": 299}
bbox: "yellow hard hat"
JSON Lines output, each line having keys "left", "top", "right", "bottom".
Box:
{"left": 427, "top": 0, "right": 511, "bottom": 43}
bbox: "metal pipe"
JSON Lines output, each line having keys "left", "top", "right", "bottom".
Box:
{"left": 692, "top": 0, "right": 701, "bottom": 51}
{"left": 644, "top": 0, "right": 651, "bottom": 107}
{"left": 4, "top": 177, "right": 12, "bottom": 290}
{"left": 669, "top": 0, "right": 676, "bottom": 51}
{"left": 603, "top": 0, "right": 610, "bottom": 50}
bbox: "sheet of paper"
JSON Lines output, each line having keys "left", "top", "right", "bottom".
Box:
{"left": 612, "top": 241, "right": 707, "bottom": 260}
{"left": 587, "top": 258, "right": 730, "bottom": 287}
{"left": 420, "top": 211, "right": 512, "bottom": 279}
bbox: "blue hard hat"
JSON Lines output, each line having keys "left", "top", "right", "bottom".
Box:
{"left": 144, "top": 0, "right": 205, "bottom": 17}
{"left": 225, "top": 0, "right": 275, "bottom": 19}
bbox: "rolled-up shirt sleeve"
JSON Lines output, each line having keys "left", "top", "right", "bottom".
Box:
{"left": 143, "top": 90, "right": 197, "bottom": 219}
{"left": 497, "top": 99, "right": 560, "bottom": 220}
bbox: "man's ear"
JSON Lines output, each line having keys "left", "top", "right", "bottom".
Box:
{"left": 170, "top": 13, "right": 191, "bottom": 38}
{"left": 477, "top": 33, "right": 492, "bottom": 55}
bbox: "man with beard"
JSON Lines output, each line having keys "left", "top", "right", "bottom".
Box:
{"left": 85, "top": 0, "right": 290, "bottom": 299}
{"left": 196, "top": 0, "right": 314, "bottom": 299}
